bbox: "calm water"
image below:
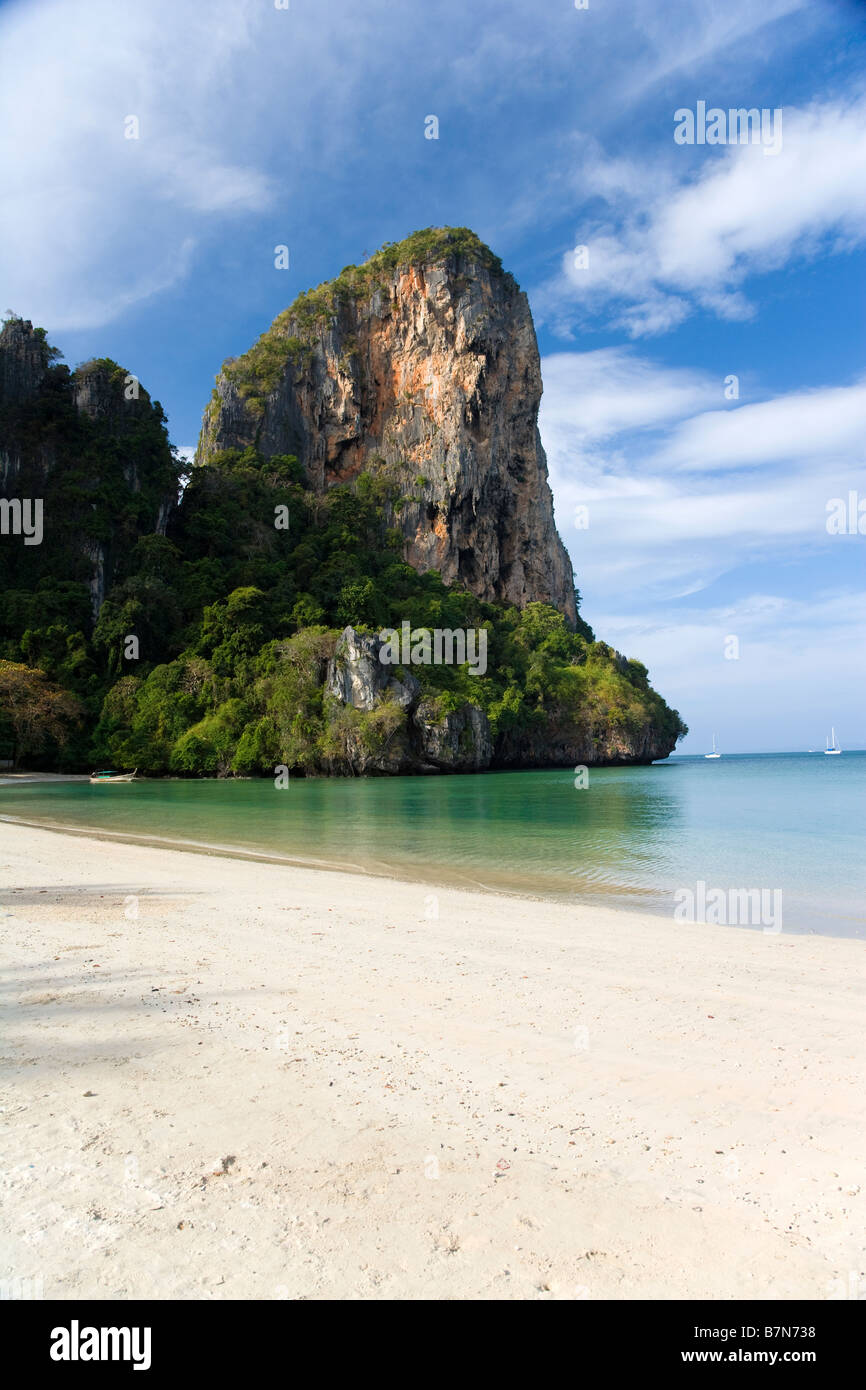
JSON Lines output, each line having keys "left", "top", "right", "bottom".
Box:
{"left": 1, "top": 752, "right": 864, "bottom": 937}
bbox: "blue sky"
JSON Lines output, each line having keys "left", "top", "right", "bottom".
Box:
{"left": 2, "top": 0, "right": 864, "bottom": 753}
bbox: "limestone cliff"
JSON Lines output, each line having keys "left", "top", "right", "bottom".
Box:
{"left": 0, "top": 320, "right": 179, "bottom": 622}
{"left": 197, "top": 228, "right": 576, "bottom": 624}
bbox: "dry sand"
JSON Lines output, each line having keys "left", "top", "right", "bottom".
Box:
{"left": 1, "top": 820, "right": 864, "bottom": 1301}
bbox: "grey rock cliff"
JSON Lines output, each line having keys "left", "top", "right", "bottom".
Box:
{"left": 326, "top": 627, "right": 421, "bottom": 711}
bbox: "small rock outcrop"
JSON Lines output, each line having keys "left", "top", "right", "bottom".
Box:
{"left": 326, "top": 627, "right": 420, "bottom": 711}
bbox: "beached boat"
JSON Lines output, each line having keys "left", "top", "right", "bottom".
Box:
{"left": 89, "top": 769, "right": 137, "bottom": 783}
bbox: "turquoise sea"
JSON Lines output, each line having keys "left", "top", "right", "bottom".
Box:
{"left": 1, "top": 751, "right": 863, "bottom": 937}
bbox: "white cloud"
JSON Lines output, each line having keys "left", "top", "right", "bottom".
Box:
{"left": 620, "top": 0, "right": 809, "bottom": 107}
{"left": 541, "top": 349, "right": 865, "bottom": 605}
{"left": 541, "top": 349, "right": 719, "bottom": 447}
{"left": 543, "top": 92, "right": 866, "bottom": 337}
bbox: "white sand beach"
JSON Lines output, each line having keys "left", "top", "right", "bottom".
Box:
{"left": 1, "top": 820, "right": 864, "bottom": 1301}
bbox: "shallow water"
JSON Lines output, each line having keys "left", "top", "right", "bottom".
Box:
{"left": 1, "top": 752, "right": 863, "bottom": 937}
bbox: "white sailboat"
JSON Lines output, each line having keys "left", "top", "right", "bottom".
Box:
{"left": 705, "top": 734, "right": 721, "bottom": 759}
{"left": 824, "top": 728, "right": 842, "bottom": 755}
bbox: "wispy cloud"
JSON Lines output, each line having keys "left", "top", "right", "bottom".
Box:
{"left": 0, "top": 0, "right": 271, "bottom": 329}
{"left": 658, "top": 383, "right": 866, "bottom": 471}
{"left": 619, "top": 0, "right": 808, "bottom": 105}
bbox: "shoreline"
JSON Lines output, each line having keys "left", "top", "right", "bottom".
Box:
{"left": 0, "top": 801, "right": 859, "bottom": 941}
{"left": 2, "top": 820, "right": 865, "bottom": 1299}
{"left": 0, "top": 807, "right": 670, "bottom": 918}
{"left": 0, "top": 772, "right": 91, "bottom": 785}
{"left": 0, "top": 755, "right": 677, "bottom": 784}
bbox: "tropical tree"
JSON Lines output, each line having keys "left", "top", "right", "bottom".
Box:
{"left": 0, "top": 661, "right": 84, "bottom": 767}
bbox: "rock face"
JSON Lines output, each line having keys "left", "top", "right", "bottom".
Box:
{"left": 415, "top": 699, "right": 493, "bottom": 772}
{"left": 323, "top": 626, "right": 494, "bottom": 773}
{"left": 496, "top": 717, "right": 677, "bottom": 769}
{"left": 0, "top": 318, "right": 48, "bottom": 408}
{"left": 197, "top": 229, "right": 576, "bottom": 625}
{"left": 71, "top": 361, "right": 171, "bottom": 505}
